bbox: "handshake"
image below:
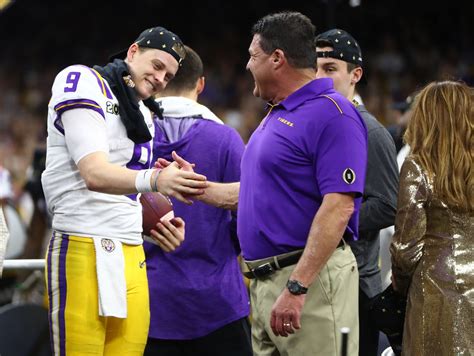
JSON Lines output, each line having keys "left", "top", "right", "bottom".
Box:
{"left": 142, "top": 151, "right": 206, "bottom": 252}
{"left": 154, "top": 150, "right": 208, "bottom": 205}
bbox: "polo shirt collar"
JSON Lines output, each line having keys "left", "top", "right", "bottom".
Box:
{"left": 277, "top": 78, "right": 334, "bottom": 111}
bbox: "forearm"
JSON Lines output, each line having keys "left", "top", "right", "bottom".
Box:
{"left": 290, "top": 193, "right": 354, "bottom": 287}
{"left": 195, "top": 182, "right": 240, "bottom": 210}
{"left": 78, "top": 152, "right": 154, "bottom": 195}
{"left": 63, "top": 109, "right": 147, "bottom": 195}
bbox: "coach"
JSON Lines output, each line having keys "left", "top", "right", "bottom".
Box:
{"left": 238, "top": 12, "right": 367, "bottom": 355}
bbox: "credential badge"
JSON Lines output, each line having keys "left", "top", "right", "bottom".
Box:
{"left": 343, "top": 168, "right": 356, "bottom": 184}
{"left": 101, "top": 238, "right": 115, "bottom": 253}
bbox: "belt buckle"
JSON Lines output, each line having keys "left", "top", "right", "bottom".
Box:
{"left": 252, "top": 262, "right": 274, "bottom": 279}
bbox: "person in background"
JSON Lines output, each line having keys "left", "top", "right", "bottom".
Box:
{"left": 316, "top": 29, "right": 399, "bottom": 356}
{"left": 144, "top": 45, "right": 251, "bottom": 356}
{"left": 388, "top": 95, "right": 414, "bottom": 153}
{"left": 390, "top": 80, "right": 473, "bottom": 355}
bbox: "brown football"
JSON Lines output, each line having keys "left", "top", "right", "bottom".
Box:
{"left": 140, "top": 192, "right": 174, "bottom": 237}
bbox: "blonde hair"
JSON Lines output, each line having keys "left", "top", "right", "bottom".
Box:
{"left": 404, "top": 80, "right": 473, "bottom": 211}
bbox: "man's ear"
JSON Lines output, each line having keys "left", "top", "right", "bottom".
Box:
{"left": 196, "top": 77, "right": 205, "bottom": 95}
{"left": 127, "top": 43, "right": 140, "bottom": 61}
{"left": 272, "top": 49, "right": 286, "bottom": 69}
{"left": 351, "top": 66, "right": 363, "bottom": 85}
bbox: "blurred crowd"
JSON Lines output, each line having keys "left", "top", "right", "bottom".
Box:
{"left": 0, "top": 0, "right": 473, "bottom": 260}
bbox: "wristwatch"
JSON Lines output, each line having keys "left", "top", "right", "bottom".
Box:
{"left": 286, "top": 279, "right": 308, "bottom": 295}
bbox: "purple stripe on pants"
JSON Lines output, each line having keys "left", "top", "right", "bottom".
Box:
{"left": 47, "top": 232, "right": 70, "bottom": 356}
{"left": 58, "top": 234, "right": 69, "bottom": 356}
{"left": 47, "top": 231, "right": 55, "bottom": 355}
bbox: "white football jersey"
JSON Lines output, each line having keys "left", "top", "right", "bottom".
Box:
{"left": 42, "top": 65, "right": 154, "bottom": 244}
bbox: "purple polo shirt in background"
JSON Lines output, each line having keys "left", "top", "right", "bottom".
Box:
{"left": 145, "top": 119, "right": 249, "bottom": 339}
{"left": 238, "top": 78, "right": 368, "bottom": 261}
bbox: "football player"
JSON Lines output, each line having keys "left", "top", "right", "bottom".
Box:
{"left": 41, "top": 27, "right": 207, "bottom": 355}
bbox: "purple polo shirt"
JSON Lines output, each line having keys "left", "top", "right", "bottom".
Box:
{"left": 238, "top": 78, "right": 367, "bottom": 261}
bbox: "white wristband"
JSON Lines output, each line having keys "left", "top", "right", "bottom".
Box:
{"left": 135, "top": 169, "right": 155, "bottom": 193}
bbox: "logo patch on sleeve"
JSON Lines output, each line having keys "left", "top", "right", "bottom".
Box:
{"left": 343, "top": 168, "right": 356, "bottom": 184}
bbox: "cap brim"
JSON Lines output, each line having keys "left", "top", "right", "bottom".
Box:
{"left": 108, "top": 48, "right": 128, "bottom": 62}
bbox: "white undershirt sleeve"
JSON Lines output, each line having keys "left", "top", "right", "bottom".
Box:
{"left": 62, "top": 108, "right": 109, "bottom": 164}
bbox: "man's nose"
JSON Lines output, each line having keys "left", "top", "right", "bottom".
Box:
{"left": 153, "top": 71, "right": 166, "bottom": 84}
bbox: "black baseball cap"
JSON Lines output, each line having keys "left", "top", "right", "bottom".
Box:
{"left": 109, "top": 26, "right": 186, "bottom": 65}
{"left": 315, "top": 29, "right": 363, "bottom": 67}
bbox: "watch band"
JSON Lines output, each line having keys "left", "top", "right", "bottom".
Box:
{"left": 286, "top": 279, "right": 308, "bottom": 295}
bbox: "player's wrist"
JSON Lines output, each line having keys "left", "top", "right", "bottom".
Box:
{"left": 135, "top": 169, "right": 155, "bottom": 193}
{"left": 151, "top": 168, "right": 162, "bottom": 192}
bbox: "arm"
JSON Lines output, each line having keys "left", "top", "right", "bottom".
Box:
{"left": 390, "top": 158, "right": 428, "bottom": 296}
{"left": 194, "top": 181, "right": 240, "bottom": 210}
{"left": 270, "top": 110, "right": 367, "bottom": 337}
{"left": 359, "top": 127, "right": 399, "bottom": 232}
{"left": 289, "top": 193, "right": 354, "bottom": 285}
{"left": 63, "top": 109, "right": 207, "bottom": 203}
{"left": 159, "top": 151, "right": 240, "bottom": 209}
{"left": 77, "top": 152, "right": 142, "bottom": 194}
{"left": 270, "top": 192, "right": 355, "bottom": 336}
{"left": 78, "top": 153, "right": 207, "bottom": 201}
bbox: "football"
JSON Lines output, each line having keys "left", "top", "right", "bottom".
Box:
{"left": 140, "top": 192, "right": 174, "bottom": 238}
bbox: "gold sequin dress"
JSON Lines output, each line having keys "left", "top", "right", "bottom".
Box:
{"left": 390, "top": 157, "right": 474, "bottom": 356}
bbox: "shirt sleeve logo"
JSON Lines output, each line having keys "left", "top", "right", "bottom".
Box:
{"left": 343, "top": 168, "right": 356, "bottom": 184}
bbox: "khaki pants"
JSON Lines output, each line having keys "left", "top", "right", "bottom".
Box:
{"left": 250, "top": 245, "right": 359, "bottom": 356}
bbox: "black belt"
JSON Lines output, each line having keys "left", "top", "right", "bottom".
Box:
{"left": 243, "top": 239, "right": 345, "bottom": 280}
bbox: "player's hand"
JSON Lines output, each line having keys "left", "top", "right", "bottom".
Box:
{"left": 154, "top": 151, "right": 195, "bottom": 172}
{"left": 270, "top": 289, "right": 305, "bottom": 337}
{"left": 149, "top": 217, "right": 185, "bottom": 252}
{"left": 157, "top": 161, "right": 207, "bottom": 204}
{"left": 154, "top": 158, "right": 171, "bottom": 169}
{"left": 171, "top": 151, "right": 194, "bottom": 172}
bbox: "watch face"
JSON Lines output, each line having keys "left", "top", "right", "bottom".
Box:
{"left": 287, "top": 280, "right": 306, "bottom": 295}
{"left": 288, "top": 282, "right": 299, "bottom": 293}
